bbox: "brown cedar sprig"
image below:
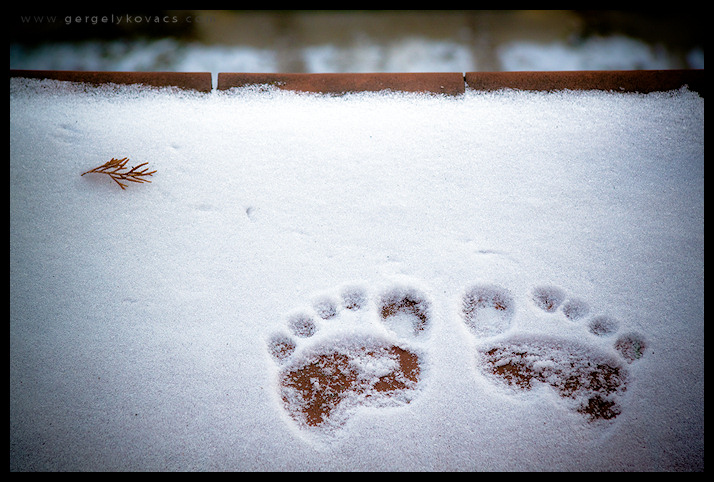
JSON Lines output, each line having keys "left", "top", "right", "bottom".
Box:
{"left": 81, "top": 157, "right": 156, "bottom": 190}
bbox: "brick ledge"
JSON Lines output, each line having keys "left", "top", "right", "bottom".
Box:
{"left": 10, "top": 70, "right": 212, "bottom": 93}
{"left": 10, "top": 69, "right": 704, "bottom": 96}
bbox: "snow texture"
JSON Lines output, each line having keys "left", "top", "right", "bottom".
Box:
{"left": 10, "top": 78, "right": 703, "bottom": 471}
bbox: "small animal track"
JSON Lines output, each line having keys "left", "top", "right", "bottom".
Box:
{"left": 462, "top": 283, "right": 648, "bottom": 422}
{"left": 268, "top": 284, "right": 431, "bottom": 431}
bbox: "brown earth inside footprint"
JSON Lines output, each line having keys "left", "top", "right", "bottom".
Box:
{"left": 483, "top": 344, "right": 626, "bottom": 421}
{"left": 281, "top": 345, "right": 420, "bottom": 426}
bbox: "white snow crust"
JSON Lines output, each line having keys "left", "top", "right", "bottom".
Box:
{"left": 10, "top": 78, "right": 703, "bottom": 471}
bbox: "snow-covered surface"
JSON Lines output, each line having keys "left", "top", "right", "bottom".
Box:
{"left": 10, "top": 78, "right": 703, "bottom": 471}
{"left": 497, "top": 35, "right": 693, "bottom": 71}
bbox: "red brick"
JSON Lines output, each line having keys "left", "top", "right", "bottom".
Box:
{"left": 218, "top": 72, "right": 465, "bottom": 95}
{"left": 10, "top": 70, "right": 212, "bottom": 92}
{"left": 465, "top": 70, "right": 704, "bottom": 96}
{"left": 11, "top": 70, "right": 703, "bottom": 97}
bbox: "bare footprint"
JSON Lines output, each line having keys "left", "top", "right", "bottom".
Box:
{"left": 463, "top": 284, "right": 648, "bottom": 422}
{"left": 268, "top": 284, "right": 431, "bottom": 432}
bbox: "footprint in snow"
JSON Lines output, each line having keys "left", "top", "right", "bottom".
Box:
{"left": 268, "top": 284, "right": 431, "bottom": 431}
{"left": 461, "top": 283, "right": 648, "bottom": 422}
{"left": 268, "top": 281, "right": 648, "bottom": 431}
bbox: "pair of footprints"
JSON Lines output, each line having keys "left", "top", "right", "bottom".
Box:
{"left": 268, "top": 283, "right": 647, "bottom": 431}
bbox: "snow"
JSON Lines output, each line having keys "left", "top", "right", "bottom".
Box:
{"left": 498, "top": 35, "right": 681, "bottom": 71}
{"left": 10, "top": 78, "right": 703, "bottom": 471}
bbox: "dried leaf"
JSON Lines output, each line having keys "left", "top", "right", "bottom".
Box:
{"left": 82, "top": 158, "right": 156, "bottom": 190}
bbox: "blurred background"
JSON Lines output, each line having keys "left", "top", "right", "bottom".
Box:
{"left": 10, "top": 10, "right": 704, "bottom": 79}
